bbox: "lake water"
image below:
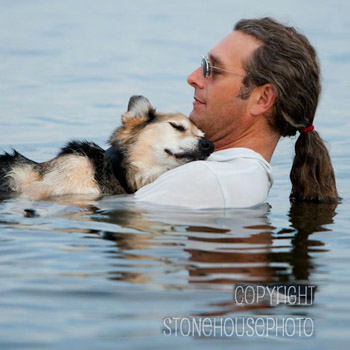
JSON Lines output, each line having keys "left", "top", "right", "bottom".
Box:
{"left": 0, "top": 0, "right": 350, "bottom": 349}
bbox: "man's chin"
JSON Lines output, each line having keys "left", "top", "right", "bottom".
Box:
{"left": 189, "top": 111, "right": 199, "bottom": 126}
{"left": 189, "top": 111, "right": 207, "bottom": 132}
{"left": 189, "top": 107, "right": 204, "bottom": 120}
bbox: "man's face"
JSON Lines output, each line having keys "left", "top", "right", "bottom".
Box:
{"left": 187, "top": 31, "right": 261, "bottom": 145}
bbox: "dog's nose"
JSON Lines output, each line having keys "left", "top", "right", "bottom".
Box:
{"left": 199, "top": 139, "right": 214, "bottom": 156}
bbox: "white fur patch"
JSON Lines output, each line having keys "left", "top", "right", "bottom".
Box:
{"left": 16, "top": 155, "right": 100, "bottom": 200}
{"left": 7, "top": 165, "right": 40, "bottom": 192}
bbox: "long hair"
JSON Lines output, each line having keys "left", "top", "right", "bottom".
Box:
{"left": 234, "top": 17, "right": 339, "bottom": 203}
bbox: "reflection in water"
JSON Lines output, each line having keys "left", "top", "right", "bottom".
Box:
{"left": 93, "top": 200, "right": 275, "bottom": 288}
{"left": 269, "top": 202, "right": 337, "bottom": 282}
{"left": 93, "top": 198, "right": 337, "bottom": 315}
{"left": 0, "top": 194, "right": 337, "bottom": 316}
{"left": 96, "top": 199, "right": 336, "bottom": 286}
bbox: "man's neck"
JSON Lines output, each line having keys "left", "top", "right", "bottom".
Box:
{"left": 213, "top": 131, "right": 280, "bottom": 163}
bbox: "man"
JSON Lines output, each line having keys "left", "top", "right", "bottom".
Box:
{"left": 134, "top": 17, "right": 339, "bottom": 208}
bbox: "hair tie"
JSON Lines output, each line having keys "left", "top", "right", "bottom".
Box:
{"left": 299, "top": 125, "right": 314, "bottom": 133}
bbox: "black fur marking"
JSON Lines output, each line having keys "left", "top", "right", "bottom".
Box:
{"left": 58, "top": 141, "right": 125, "bottom": 195}
{"left": 147, "top": 108, "right": 157, "bottom": 122}
{"left": 105, "top": 146, "right": 132, "bottom": 194}
{"left": 58, "top": 140, "right": 103, "bottom": 158}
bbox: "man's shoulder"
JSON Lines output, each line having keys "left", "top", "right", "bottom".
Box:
{"left": 158, "top": 147, "right": 271, "bottom": 179}
{"left": 208, "top": 147, "right": 269, "bottom": 163}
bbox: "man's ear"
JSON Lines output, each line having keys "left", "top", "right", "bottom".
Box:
{"left": 122, "top": 95, "right": 155, "bottom": 125}
{"left": 249, "top": 84, "right": 276, "bottom": 117}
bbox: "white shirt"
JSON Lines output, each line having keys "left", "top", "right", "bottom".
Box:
{"left": 134, "top": 147, "right": 273, "bottom": 209}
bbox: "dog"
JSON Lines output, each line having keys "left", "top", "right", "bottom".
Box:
{"left": 0, "top": 95, "right": 214, "bottom": 200}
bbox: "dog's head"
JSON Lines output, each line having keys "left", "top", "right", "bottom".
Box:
{"left": 109, "top": 95, "right": 214, "bottom": 191}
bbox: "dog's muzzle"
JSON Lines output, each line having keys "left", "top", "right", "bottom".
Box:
{"left": 164, "top": 138, "right": 214, "bottom": 161}
{"left": 198, "top": 139, "right": 214, "bottom": 157}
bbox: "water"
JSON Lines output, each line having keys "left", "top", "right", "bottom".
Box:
{"left": 0, "top": 0, "right": 350, "bottom": 348}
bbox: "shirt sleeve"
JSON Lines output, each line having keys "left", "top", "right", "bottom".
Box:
{"left": 134, "top": 161, "right": 224, "bottom": 209}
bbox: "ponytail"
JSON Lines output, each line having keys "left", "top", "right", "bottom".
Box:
{"left": 234, "top": 18, "right": 340, "bottom": 203}
{"left": 290, "top": 130, "right": 339, "bottom": 203}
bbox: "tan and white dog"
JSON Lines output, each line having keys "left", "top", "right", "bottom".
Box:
{"left": 0, "top": 96, "right": 214, "bottom": 200}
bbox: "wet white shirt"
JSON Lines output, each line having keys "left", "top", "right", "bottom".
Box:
{"left": 134, "top": 147, "right": 273, "bottom": 209}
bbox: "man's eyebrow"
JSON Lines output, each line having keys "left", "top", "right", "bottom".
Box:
{"left": 208, "top": 53, "right": 225, "bottom": 68}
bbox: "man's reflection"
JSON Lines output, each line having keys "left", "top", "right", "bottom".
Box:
{"left": 93, "top": 198, "right": 337, "bottom": 313}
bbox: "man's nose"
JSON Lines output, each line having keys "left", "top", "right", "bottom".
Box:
{"left": 187, "top": 67, "right": 205, "bottom": 89}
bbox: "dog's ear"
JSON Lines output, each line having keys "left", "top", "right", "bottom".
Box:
{"left": 122, "top": 95, "right": 155, "bottom": 125}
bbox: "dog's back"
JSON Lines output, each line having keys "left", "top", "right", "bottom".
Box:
{"left": 55, "top": 141, "right": 125, "bottom": 195}
{"left": 0, "top": 141, "right": 125, "bottom": 199}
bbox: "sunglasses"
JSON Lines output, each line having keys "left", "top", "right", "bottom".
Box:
{"left": 201, "top": 56, "right": 245, "bottom": 78}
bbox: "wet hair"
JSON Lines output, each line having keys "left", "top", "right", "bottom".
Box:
{"left": 234, "top": 17, "right": 339, "bottom": 203}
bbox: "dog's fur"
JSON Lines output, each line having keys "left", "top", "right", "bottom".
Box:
{"left": 0, "top": 96, "right": 214, "bottom": 200}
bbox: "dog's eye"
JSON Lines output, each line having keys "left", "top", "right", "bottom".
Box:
{"left": 169, "top": 122, "right": 186, "bottom": 132}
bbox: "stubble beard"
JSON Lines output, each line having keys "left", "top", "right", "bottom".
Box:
{"left": 189, "top": 108, "right": 213, "bottom": 139}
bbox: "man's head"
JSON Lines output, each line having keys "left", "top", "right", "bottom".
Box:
{"left": 187, "top": 30, "right": 271, "bottom": 149}
{"left": 187, "top": 17, "right": 321, "bottom": 145}
{"left": 188, "top": 17, "right": 339, "bottom": 203}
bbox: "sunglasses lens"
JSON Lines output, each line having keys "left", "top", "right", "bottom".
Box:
{"left": 201, "top": 56, "right": 210, "bottom": 77}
